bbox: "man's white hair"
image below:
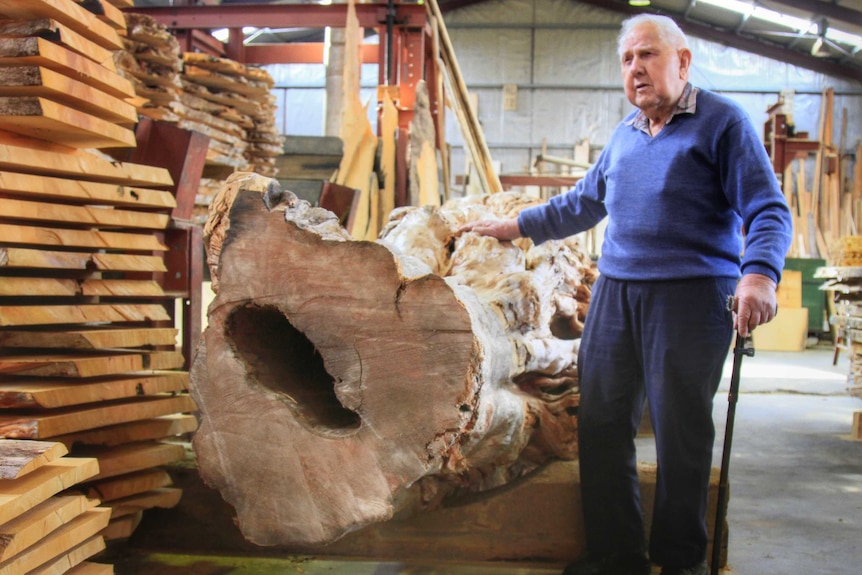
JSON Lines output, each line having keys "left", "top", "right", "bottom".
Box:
{"left": 617, "top": 14, "right": 689, "bottom": 57}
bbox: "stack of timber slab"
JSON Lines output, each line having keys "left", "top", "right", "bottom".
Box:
{"left": 0, "top": 0, "right": 198, "bottom": 543}
{"left": 114, "top": 12, "right": 182, "bottom": 125}
{"left": 0, "top": 439, "right": 111, "bottom": 574}
{"left": 815, "top": 239, "right": 862, "bottom": 438}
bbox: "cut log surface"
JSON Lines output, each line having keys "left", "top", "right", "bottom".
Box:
{"left": 192, "top": 176, "right": 595, "bottom": 546}
{"left": 0, "top": 439, "right": 67, "bottom": 479}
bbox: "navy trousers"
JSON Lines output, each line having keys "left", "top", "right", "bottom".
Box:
{"left": 577, "top": 275, "right": 735, "bottom": 568}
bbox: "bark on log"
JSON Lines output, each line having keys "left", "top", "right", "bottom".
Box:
{"left": 192, "top": 172, "right": 597, "bottom": 547}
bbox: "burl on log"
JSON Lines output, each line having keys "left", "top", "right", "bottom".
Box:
{"left": 193, "top": 172, "right": 597, "bottom": 547}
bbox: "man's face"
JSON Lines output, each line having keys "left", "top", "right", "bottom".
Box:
{"left": 619, "top": 23, "right": 690, "bottom": 116}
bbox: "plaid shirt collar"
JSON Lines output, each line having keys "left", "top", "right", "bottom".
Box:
{"left": 626, "top": 82, "right": 698, "bottom": 135}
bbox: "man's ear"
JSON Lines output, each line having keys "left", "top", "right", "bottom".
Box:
{"left": 678, "top": 48, "right": 692, "bottom": 80}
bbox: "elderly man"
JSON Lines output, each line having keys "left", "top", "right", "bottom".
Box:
{"left": 461, "top": 13, "right": 793, "bottom": 575}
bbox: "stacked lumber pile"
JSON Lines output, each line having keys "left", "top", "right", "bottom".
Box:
{"left": 0, "top": 439, "right": 110, "bottom": 574}
{"left": 815, "top": 244, "right": 862, "bottom": 438}
{"left": 114, "top": 12, "right": 182, "bottom": 124}
{"left": 0, "top": 0, "right": 198, "bottom": 543}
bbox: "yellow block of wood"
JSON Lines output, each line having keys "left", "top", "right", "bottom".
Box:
{"left": 776, "top": 269, "right": 803, "bottom": 309}
{"left": 751, "top": 307, "right": 809, "bottom": 351}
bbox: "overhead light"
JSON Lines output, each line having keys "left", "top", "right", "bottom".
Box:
{"left": 629, "top": 0, "right": 651, "bottom": 5}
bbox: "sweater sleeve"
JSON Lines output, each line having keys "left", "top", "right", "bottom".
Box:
{"left": 517, "top": 154, "right": 609, "bottom": 245}
{"left": 719, "top": 115, "right": 793, "bottom": 284}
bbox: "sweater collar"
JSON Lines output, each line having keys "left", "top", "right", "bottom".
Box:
{"left": 625, "top": 82, "right": 699, "bottom": 135}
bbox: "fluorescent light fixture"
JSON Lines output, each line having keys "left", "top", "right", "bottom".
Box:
{"left": 211, "top": 28, "right": 229, "bottom": 42}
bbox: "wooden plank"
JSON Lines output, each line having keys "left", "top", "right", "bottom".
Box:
{"left": 0, "top": 395, "right": 197, "bottom": 439}
{"left": 63, "top": 562, "right": 113, "bottom": 575}
{"left": 0, "top": 171, "right": 176, "bottom": 210}
{"left": 0, "top": 38, "right": 131, "bottom": 101}
{"left": 85, "top": 468, "right": 172, "bottom": 502}
{"left": 0, "top": 224, "right": 167, "bottom": 252}
{"left": 0, "top": 458, "right": 99, "bottom": 526}
{"left": 72, "top": 0, "right": 126, "bottom": 32}
{"left": 0, "top": 18, "right": 116, "bottom": 72}
{"left": 0, "top": 67, "right": 136, "bottom": 125}
{"left": 101, "top": 511, "right": 140, "bottom": 541}
{"left": 0, "top": 278, "right": 77, "bottom": 297}
{"left": 852, "top": 411, "right": 862, "bottom": 441}
{"left": 0, "top": 140, "right": 172, "bottom": 187}
{"left": 82, "top": 441, "right": 187, "bottom": 480}
{"left": 0, "top": 0, "right": 124, "bottom": 51}
{"left": 28, "top": 540, "right": 110, "bottom": 575}
{"left": 0, "top": 495, "right": 94, "bottom": 562}
{"left": 80, "top": 279, "right": 166, "bottom": 298}
{"left": 0, "top": 327, "right": 178, "bottom": 350}
{"left": 107, "top": 487, "right": 181, "bottom": 517}
{"left": 0, "top": 247, "right": 167, "bottom": 272}
{"left": 0, "top": 439, "right": 67, "bottom": 480}
{"left": 0, "top": 508, "right": 109, "bottom": 575}
{"left": 0, "top": 96, "right": 136, "bottom": 148}
{"left": 0, "top": 372, "right": 189, "bottom": 409}
{"left": 0, "top": 351, "right": 185, "bottom": 378}
{"left": 1, "top": 198, "right": 170, "bottom": 229}
{"left": 51, "top": 414, "right": 197, "bottom": 449}
{"left": 0, "top": 303, "right": 170, "bottom": 327}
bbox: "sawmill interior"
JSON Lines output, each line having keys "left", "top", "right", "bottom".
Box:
{"left": 0, "top": 0, "right": 860, "bottom": 574}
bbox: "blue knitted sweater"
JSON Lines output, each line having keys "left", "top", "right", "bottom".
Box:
{"left": 518, "top": 88, "right": 793, "bottom": 283}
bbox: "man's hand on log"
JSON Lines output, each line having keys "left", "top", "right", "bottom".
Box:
{"left": 458, "top": 218, "right": 522, "bottom": 241}
{"left": 732, "top": 273, "right": 778, "bottom": 338}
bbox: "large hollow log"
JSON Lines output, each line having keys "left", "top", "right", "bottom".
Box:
{"left": 192, "top": 172, "right": 597, "bottom": 547}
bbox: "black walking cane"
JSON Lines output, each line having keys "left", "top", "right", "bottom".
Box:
{"left": 711, "top": 297, "right": 755, "bottom": 575}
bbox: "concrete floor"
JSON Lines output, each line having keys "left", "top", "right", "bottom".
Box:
{"left": 106, "top": 343, "right": 861, "bottom": 575}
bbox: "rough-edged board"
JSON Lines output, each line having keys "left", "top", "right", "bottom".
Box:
{"left": 101, "top": 511, "right": 140, "bottom": 541}
{"left": 0, "top": 508, "right": 109, "bottom": 575}
{"left": 85, "top": 468, "right": 172, "bottom": 502}
{"left": 0, "top": 277, "right": 77, "bottom": 297}
{"left": 1, "top": 198, "right": 169, "bottom": 229}
{"left": 0, "top": 303, "right": 171, "bottom": 327}
{"left": 0, "top": 247, "right": 167, "bottom": 272}
{"left": 0, "top": 327, "right": 178, "bottom": 350}
{"left": 25, "top": 537, "right": 107, "bottom": 575}
{"left": 78, "top": 441, "right": 187, "bottom": 481}
{"left": 0, "top": 372, "right": 189, "bottom": 409}
{"left": 106, "top": 487, "right": 182, "bottom": 518}
{"left": 0, "top": 67, "right": 137, "bottom": 125}
{"left": 0, "top": 351, "right": 185, "bottom": 378}
{"left": 183, "top": 65, "right": 270, "bottom": 98}
{"left": 0, "top": 96, "right": 136, "bottom": 148}
{"left": 50, "top": 414, "right": 197, "bottom": 449}
{"left": 0, "top": 395, "right": 197, "bottom": 439}
{"left": 0, "top": 140, "right": 172, "bottom": 187}
{"left": 0, "top": 439, "right": 67, "bottom": 479}
{"left": 0, "top": 495, "right": 95, "bottom": 562}
{"left": 0, "top": 457, "right": 99, "bottom": 526}
{"left": 0, "top": 0, "right": 123, "bottom": 51}
{"left": 0, "top": 19, "right": 116, "bottom": 72}
{"left": 62, "top": 561, "right": 113, "bottom": 575}
{"left": 0, "top": 224, "right": 168, "bottom": 252}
